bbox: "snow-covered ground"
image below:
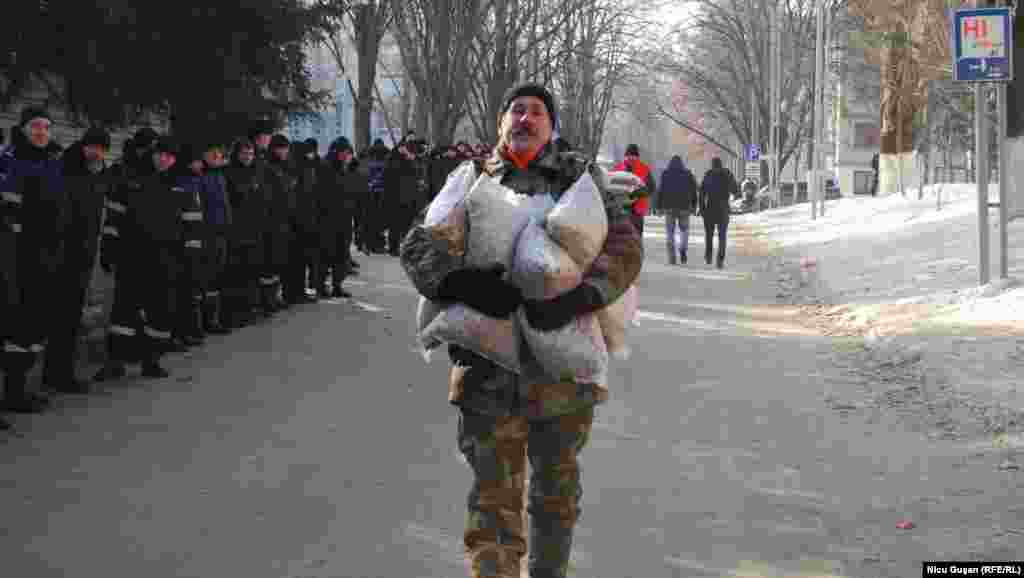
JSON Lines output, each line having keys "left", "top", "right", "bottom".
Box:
{"left": 731, "top": 183, "right": 1024, "bottom": 332}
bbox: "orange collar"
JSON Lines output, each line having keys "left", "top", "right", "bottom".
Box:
{"left": 503, "top": 144, "right": 542, "bottom": 170}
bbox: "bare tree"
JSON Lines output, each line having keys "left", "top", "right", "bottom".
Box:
{"left": 654, "top": 0, "right": 839, "bottom": 175}
{"left": 313, "top": 0, "right": 393, "bottom": 150}
{"left": 389, "top": 0, "right": 485, "bottom": 145}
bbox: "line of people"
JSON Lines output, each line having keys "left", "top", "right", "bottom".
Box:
{"left": 0, "top": 108, "right": 479, "bottom": 430}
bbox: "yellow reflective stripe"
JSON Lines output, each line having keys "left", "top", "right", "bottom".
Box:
{"left": 10, "top": 223, "right": 21, "bottom": 233}
{"left": 1, "top": 191, "right": 23, "bottom": 204}
{"left": 102, "top": 226, "right": 119, "bottom": 238}
{"left": 105, "top": 200, "right": 126, "bottom": 213}
{"left": 185, "top": 240, "right": 203, "bottom": 249}
{"left": 109, "top": 325, "right": 136, "bottom": 336}
{"left": 143, "top": 326, "right": 171, "bottom": 340}
{"left": 181, "top": 211, "right": 203, "bottom": 221}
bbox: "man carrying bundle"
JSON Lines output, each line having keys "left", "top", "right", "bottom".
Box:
{"left": 400, "top": 83, "right": 643, "bottom": 578}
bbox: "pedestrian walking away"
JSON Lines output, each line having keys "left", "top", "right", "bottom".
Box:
{"left": 657, "top": 155, "right": 698, "bottom": 265}
{"left": 699, "top": 156, "right": 738, "bottom": 269}
{"left": 400, "top": 82, "right": 644, "bottom": 578}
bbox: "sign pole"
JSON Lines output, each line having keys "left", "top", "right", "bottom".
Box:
{"left": 998, "top": 80, "right": 1009, "bottom": 279}
{"left": 976, "top": 83, "right": 991, "bottom": 286}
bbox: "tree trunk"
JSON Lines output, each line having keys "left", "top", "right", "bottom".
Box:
{"left": 353, "top": 3, "right": 381, "bottom": 151}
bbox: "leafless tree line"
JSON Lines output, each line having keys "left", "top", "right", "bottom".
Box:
{"left": 312, "top": 0, "right": 659, "bottom": 156}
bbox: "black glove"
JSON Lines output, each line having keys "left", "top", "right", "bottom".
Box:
{"left": 523, "top": 284, "right": 603, "bottom": 332}
{"left": 436, "top": 264, "right": 522, "bottom": 318}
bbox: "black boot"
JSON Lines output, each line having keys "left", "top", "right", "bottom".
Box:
{"left": 141, "top": 356, "right": 170, "bottom": 379}
{"left": 331, "top": 284, "right": 352, "bottom": 299}
{"left": 93, "top": 360, "right": 127, "bottom": 382}
{"left": 203, "top": 295, "right": 231, "bottom": 335}
{"left": 3, "top": 370, "right": 50, "bottom": 414}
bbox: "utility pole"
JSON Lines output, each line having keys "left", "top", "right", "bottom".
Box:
{"left": 811, "top": 0, "right": 826, "bottom": 219}
{"left": 769, "top": 0, "right": 780, "bottom": 207}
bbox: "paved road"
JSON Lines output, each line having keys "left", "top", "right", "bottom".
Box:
{"left": 0, "top": 219, "right": 1020, "bottom": 577}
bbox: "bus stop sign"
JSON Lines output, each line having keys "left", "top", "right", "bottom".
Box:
{"left": 953, "top": 7, "right": 1014, "bottom": 83}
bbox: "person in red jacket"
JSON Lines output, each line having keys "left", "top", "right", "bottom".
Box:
{"left": 613, "top": 143, "right": 656, "bottom": 236}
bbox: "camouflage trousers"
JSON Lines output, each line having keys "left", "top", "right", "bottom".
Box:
{"left": 457, "top": 406, "right": 594, "bottom": 578}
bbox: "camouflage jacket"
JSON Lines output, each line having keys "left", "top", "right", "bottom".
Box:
{"left": 400, "top": 144, "right": 644, "bottom": 419}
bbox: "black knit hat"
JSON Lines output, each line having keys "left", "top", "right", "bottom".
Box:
{"left": 303, "top": 137, "right": 318, "bottom": 148}
{"left": 19, "top": 106, "right": 52, "bottom": 127}
{"left": 269, "top": 134, "right": 290, "bottom": 149}
{"left": 625, "top": 143, "right": 640, "bottom": 156}
{"left": 81, "top": 127, "right": 111, "bottom": 149}
{"left": 330, "top": 136, "right": 353, "bottom": 153}
{"left": 501, "top": 83, "right": 557, "bottom": 128}
{"left": 179, "top": 143, "right": 204, "bottom": 163}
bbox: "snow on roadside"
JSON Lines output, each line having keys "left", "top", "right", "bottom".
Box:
{"left": 734, "top": 183, "right": 992, "bottom": 249}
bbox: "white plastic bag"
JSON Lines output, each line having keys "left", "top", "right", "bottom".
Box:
{"left": 595, "top": 285, "right": 639, "bottom": 360}
{"left": 520, "top": 310, "right": 608, "bottom": 385}
{"left": 422, "top": 304, "right": 521, "bottom": 373}
{"left": 544, "top": 172, "right": 608, "bottom": 268}
{"left": 464, "top": 175, "right": 534, "bottom": 270}
{"left": 424, "top": 162, "right": 475, "bottom": 227}
{"left": 510, "top": 218, "right": 583, "bottom": 301}
{"left": 415, "top": 296, "right": 445, "bottom": 362}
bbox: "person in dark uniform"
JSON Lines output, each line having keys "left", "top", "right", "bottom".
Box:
{"left": 429, "top": 144, "right": 462, "bottom": 204}
{"left": 223, "top": 138, "right": 266, "bottom": 326}
{"left": 43, "top": 127, "right": 112, "bottom": 394}
{"left": 264, "top": 134, "right": 296, "bottom": 310}
{"left": 384, "top": 140, "right": 423, "bottom": 256}
{"left": 362, "top": 139, "right": 389, "bottom": 254}
{"left": 174, "top": 144, "right": 210, "bottom": 347}
{"left": 249, "top": 122, "right": 274, "bottom": 162}
{"left": 317, "top": 137, "right": 362, "bottom": 299}
{"left": 93, "top": 128, "right": 159, "bottom": 380}
{"left": 699, "top": 157, "right": 738, "bottom": 269}
{"left": 0, "top": 107, "right": 69, "bottom": 416}
{"left": 200, "top": 140, "right": 232, "bottom": 333}
{"left": 287, "top": 138, "right": 321, "bottom": 304}
{"left": 94, "top": 136, "right": 182, "bottom": 380}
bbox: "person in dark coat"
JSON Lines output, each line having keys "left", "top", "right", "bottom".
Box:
{"left": 223, "top": 138, "right": 267, "bottom": 325}
{"left": 200, "top": 140, "right": 232, "bottom": 333}
{"left": 316, "top": 137, "right": 363, "bottom": 298}
{"left": 93, "top": 128, "right": 159, "bottom": 379}
{"left": 657, "top": 155, "right": 699, "bottom": 265}
{"left": 94, "top": 137, "right": 183, "bottom": 380}
{"left": 174, "top": 144, "right": 211, "bottom": 347}
{"left": 263, "top": 134, "right": 296, "bottom": 310}
{"left": 43, "top": 127, "right": 112, "bottom": 393}
{"left": 384, "top": 140, "right": 424, "bottom": 256}
{"left": 428, "top": 144, "right": 462, "bottom": 204}
{"left": 699, "top": 156, "right": 738, "bottom": 269}
{"left": 361, "top": 139, "right": 389, "bottom": 254}
{"left": 249, "top": 121, "right": 274, "bottom": 162}
{"left": 286, "top": 138, "right": 321, "bottom": 304}
{"left": 0, "top": 107, "right": 69, "bottom": 416}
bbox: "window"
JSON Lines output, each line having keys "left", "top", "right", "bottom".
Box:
{"left": 852, "top": 121, "right": 880, "bottom": 149}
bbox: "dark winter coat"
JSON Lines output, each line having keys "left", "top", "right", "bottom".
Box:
{"left": 61, "top": 142, "right": 110, "bottom": 291}
{"left": 223, "top": 161, "right": 266, "bottom": 244}
{"left": 699, "top": 166, "right": 738, "bottom": 222}
{"left": 202, "top": 167, "right": 232, "bottom": 232}
{"left": 384, "top": 153, "right": 424, "bottom": 210}
{"left": 429, "top": 156, "right": 462, "bottom": 202}
{"left": 292, "top": 157, "right": 320, "bottom": 233}
{"left": 657, "top": 155, "right": 698, "bottom": 214}
{"left": 0, "top": 140, "right": 69, "bottom": 347}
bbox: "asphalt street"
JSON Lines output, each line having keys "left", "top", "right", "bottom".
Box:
{"left": 0, "top": 217, "right": 1020, "bottom": 578}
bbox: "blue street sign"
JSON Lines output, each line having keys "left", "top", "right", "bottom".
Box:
{"left": 746, "top": 144, "right": 761, "bottom": 162}
{"left": 953, "top": 7, "right": 1014, "bottom": 83}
